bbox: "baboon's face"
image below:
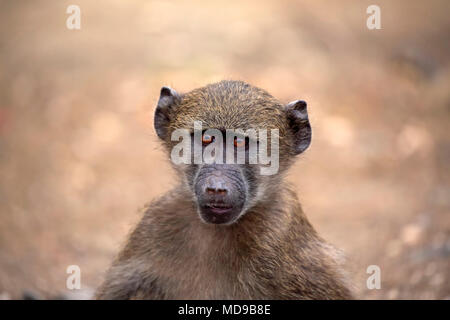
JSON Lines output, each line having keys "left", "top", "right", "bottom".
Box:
{"left": 154, "top": 81, "right": 311, "bottom": 225}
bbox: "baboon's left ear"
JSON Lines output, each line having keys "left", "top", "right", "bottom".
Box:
{"left": 285, "top": 100, "right": 312, "bottom": 154}
{"left": 154, "top": 86, "right": 181, "bottom": 140}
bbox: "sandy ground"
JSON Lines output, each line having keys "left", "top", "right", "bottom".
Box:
{"left": 0, "top": 0, "right": 449, "bottom": 299}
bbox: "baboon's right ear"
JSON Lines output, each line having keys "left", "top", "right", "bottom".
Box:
{"left": 154, "top": 86, "right": 181, "bottom": 140}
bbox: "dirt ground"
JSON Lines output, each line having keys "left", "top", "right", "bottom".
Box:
{"left": 0, "top": 0, "right": 449, "bottom": 299}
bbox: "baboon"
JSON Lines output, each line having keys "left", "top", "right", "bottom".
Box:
{"left": 95, "top": 80, "right": 353, "bottom": 299}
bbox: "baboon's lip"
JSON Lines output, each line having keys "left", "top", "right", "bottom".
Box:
{"left": 205, "top": 203, "right": 233, "bottom": 214}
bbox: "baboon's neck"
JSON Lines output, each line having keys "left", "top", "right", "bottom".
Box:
{"left": 181, "top": 182, "right": 313, "bottom": 256}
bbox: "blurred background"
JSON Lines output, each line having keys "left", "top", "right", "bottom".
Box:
{"left": 0, "top": 0, "right": 449, "bottom": 299}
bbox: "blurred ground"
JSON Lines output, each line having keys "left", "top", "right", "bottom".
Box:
{"left": 0, "top": 0, "right": 449, "bottom": 299}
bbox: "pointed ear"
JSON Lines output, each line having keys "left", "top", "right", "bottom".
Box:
{"left": 154, "top": 86, "right": 181, "bottom": 140}
{"left": 286, "top": 100, "right": 312, "bottom": 154}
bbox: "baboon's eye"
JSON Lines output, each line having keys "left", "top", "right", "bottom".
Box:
{"left": 234, "top": 137, "right": 246, "bottom": 148}
{"left": 202, "top": 133, "right": 214, "bottom": 145}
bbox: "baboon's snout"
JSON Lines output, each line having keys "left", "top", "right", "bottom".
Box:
{"left": 194, "top": 165, "right": 246, "bottom": 225}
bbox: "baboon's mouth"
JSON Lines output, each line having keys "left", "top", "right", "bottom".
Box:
{"left": 198, "top": 200, "right": 244, "bottom": 224}
{"left": 204, "top": 203, "right": 233, "bottom": 214}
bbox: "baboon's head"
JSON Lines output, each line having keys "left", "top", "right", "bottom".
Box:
{"left": 154, "top": 80, "right": 311, "bottom": 225}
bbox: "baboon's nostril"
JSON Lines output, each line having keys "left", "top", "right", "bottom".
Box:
{"left": 206, "top": 187, "right": 228, "bottom": 195}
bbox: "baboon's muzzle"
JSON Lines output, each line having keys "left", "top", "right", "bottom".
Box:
{"left": 194, "top": 164, "right": 246, "bottom": 224}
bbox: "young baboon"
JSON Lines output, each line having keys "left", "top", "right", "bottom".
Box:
{"left": 95, "top": 80, "right": 353, "bottom": 299}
